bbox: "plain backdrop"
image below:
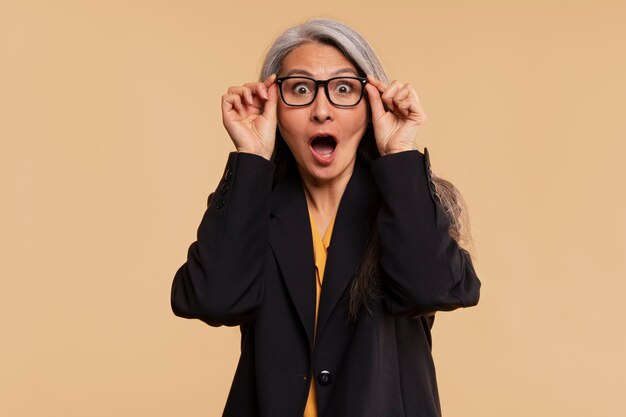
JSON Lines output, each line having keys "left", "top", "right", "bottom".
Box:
{"left": 1, "top": 1, "right": 625, "bottom": 416}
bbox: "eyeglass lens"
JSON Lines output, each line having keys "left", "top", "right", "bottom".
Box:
{"left": 281, "top": 78, "right": 363, "bottom": 106}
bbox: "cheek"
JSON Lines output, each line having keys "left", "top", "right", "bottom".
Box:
{"left": 277, "top": 111, "right": 307, "bottom": 155}
{"left": 277, "top": 107, "right": 305, "bottom": 138}
{"left": 276, "top": 117, "right": 293, "bottom": 148}
{"left": 345, "top": 107, "right": 368, "bottom": 137}
{"left": 358, "top": 105, "right": 369, "bottom": 126}
{"left": 349, "top": 102, "right": 368, "bottom": 123}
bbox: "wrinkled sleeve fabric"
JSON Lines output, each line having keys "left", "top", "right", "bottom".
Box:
{"left": 371, "top": 148, "right": 481, "bottom": 317}
{"left": 171, "top": 152, "right": 275, "bottom": 327}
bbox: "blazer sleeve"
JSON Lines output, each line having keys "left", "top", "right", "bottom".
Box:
{"left": 171, "top": 152, "right": 275, "bottom": 327}
{"left": 371, "top": 148, "right": 481, "bottom": 317}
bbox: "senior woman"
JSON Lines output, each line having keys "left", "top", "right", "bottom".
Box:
{"left": 171, "top": 18, "right": 481, "bottom": 417}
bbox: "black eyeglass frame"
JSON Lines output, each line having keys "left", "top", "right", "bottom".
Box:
{"left": 275, "top": 76, "right": 368, "bottom": 107}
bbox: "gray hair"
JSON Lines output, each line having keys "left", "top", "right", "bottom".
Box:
{"left": 260, "top": 18, "right": 389, "bottom": 83}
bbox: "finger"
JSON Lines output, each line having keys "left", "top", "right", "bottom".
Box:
{"left": 367, "top": 75, "right": 400, "bottom": 112}
{"left": 243, "top": 86, "right": 254, "bottom": 105}
{"left": 398, "top": 96, "right": 427, "bottom": 123}
{"left": 412, "top": 91, "right": 427, "bottom": 120}
{"left": 227, "top": 86, "right": 254, "bottom": 105}
{"left": 258, "top": 84, "right": 269, "bottom": 100}
{"left": 411, "top": 99, "right": 428, "bottom": 123}
{"left": 366, "top": 75, "right": 388, "bottom": 93}
{"left": 244, "top": 81, "right": 269, "bottom": 101}
{"left": 261, "top": 83, "right": 278, "bottom": 121}
{"left": 391, "top": 86, "right": 411, "bottom": 105}
{"left": 365, "top": 83, "right": 386, "bottom": 121}
{"left": 381, "top": 80, "right": 403, "bottom": 109}
{"left": 261, "top": 74, "right": 278, "bottom": 103}
{"left": 396, "top": 98, "right": 413, "bottom": 115}
{"left": 391, "top": 94, "right": 411, "bottom": 115}
{"left": 221, "top": 94, "right": 234, "bottom": 114}
{"left": 232, "top": 94, "right": 244, "bottom": 112}
{"left": 263, "top": 73, "right": 277, "bottom": 88}
{"left": 227, "top": 85, "right": 244, "bottom": 95}
{"left": 223, "top": 93, "right": 244, "bottom": 113}
{"left": 398, "top": 83, "right": 424, "bottom": 109}
{"left": 395, "top": 83, "right": 420, "bottom": 107}
{"left": 404, "top": 88, "right": 427, "bottom": 123}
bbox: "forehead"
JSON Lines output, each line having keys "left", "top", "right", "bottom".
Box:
{"left": 280, "top": 42, "right": 358, "bottom": 77}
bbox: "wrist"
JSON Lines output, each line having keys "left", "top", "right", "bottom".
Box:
{"left": 381, "top": 145, "right": 419, "bottom": 156}
{"left": 236, "top": 146, "right": 273, "bottom": 161}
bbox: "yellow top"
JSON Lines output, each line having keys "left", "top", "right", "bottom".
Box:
{"left": 303, "top": 208, "right": 336, "bottom": 417}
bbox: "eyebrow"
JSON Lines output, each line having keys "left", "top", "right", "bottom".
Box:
{"left": 283, "top": 67, "right": 359, "bottom": 77}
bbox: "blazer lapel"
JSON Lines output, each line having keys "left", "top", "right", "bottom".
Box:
{"left": 268, "top": 174, "right": 317, "bottom": 350}
{"left": 315, "top": 161, "right": 379, "bottom": 342}
{"left": 268, "top": 161, "right": 379, "bottom": 349}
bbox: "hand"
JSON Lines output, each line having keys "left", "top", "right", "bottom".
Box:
{"left": 365, "top": 75, "right": 427, "bottom": 156}
{"left": 221, "top": 74, "right": 278, "bottom": 160}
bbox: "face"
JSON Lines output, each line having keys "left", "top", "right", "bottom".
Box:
{"left": 277, "top": 42, "right": 368, "bottom": 185}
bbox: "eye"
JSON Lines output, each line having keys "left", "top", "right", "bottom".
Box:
{"left": 334, "top": 81, "right": 354, "bottom": 95}
{"left": 292, "top": 83, "right": 312, "bottom": 95}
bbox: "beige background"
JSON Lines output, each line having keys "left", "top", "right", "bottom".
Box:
{"left": 1, "top": 0, "right": 625, "bottom": 416}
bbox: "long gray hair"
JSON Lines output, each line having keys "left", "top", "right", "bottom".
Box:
{"left": 259, "top": 18, "right": 474, "bottom": 319}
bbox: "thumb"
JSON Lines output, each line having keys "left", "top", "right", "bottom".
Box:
{"left": 365, "top": 83, "right": 385, "bottom": 122}
{"left": 262, "top": 83, "right": 278, "bottom": 121}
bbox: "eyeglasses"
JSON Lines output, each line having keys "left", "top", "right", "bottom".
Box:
{"left": 276, "top": 76, "right": 368, "bottom": 107}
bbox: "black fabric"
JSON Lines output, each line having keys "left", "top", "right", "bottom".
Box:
{"left": 171, "top": 143, "right": 481, "bottom": 417}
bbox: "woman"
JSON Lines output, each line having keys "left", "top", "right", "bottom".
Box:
{"left": 171, "top": 18, "right": 481, "bottom": 417}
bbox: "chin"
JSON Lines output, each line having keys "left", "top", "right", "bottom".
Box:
{"left": 301, "top": 158, "right": 354, "bottom": 184}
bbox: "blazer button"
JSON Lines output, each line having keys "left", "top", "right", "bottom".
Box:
{"left": 220, "top": 183, "right": 230, "bottom": 195}
{"left": 215, "top": 199, "right": 226, "bottom": 209}
{"left": 224, "top": 168, "right": 232, "bottom": 181}
{"left": 317, "top": 370, "right": 333, "bottom": 387}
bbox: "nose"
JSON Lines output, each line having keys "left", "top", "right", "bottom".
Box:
{"left": 310, "top": 85, "right": 333, "bottom": 123}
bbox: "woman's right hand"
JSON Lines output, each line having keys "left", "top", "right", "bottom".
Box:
{"left": 221, "top": 74, "right": 278, "bottom": 161}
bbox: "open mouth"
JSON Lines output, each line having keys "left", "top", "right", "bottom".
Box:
{"left": 310, "top": 136, "right": 337, "bottom": 164}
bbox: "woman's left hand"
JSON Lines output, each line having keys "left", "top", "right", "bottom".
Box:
{"left": 365, "top": 75, "right": 427, "bottom": 156}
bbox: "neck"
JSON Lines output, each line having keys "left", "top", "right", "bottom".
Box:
{"left": 300, "top": 161, "right": 356, "bottom": 236}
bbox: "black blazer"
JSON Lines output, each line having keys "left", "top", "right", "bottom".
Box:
{"left": 171, "top": 146, "right": 481, "bottom": 417}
